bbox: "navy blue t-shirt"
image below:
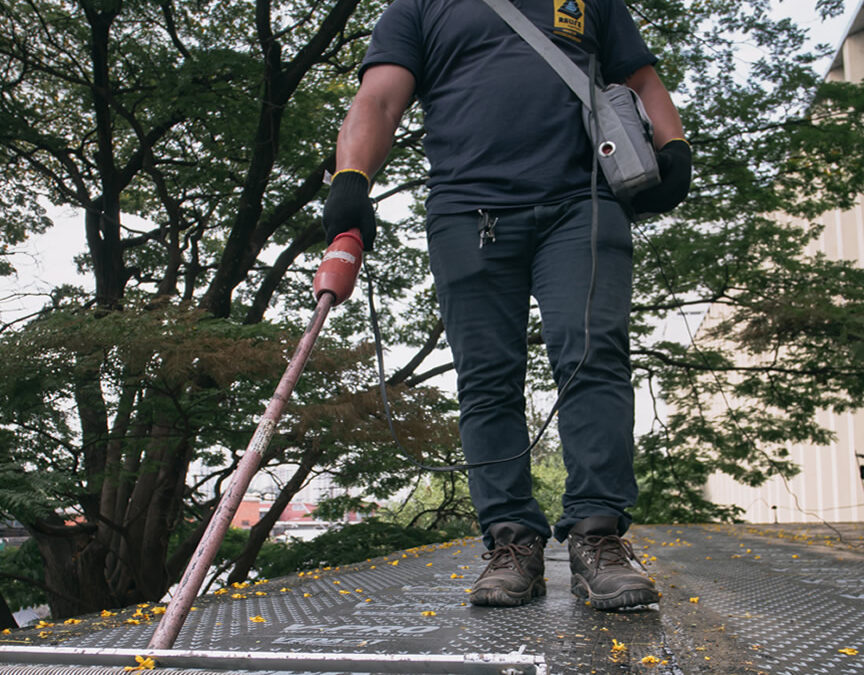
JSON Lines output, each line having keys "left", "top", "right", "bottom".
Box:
{"left": 360, "top": 0, "right": 657, "bottom": 214}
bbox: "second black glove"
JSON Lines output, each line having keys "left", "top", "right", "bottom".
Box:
{"left": 631, "top": 139, "right": 692, "bottom": 216}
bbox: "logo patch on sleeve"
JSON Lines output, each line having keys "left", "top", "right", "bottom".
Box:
{"left": 553, "top": 0, "right": 585, "bottom": 42}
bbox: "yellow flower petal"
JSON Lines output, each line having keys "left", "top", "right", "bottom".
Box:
{"left": 641, "top": 655, "right": 661, "bottom": 666}
{"left": 101, "top": 610, "right": 117, "bottom": 617}
{"left": 689, "top": 597, "right": 700, "bottom": 603}
{"left": 421, "top": 611, "right": 436, "bottom": 617}
{"left": 124, "top": 655, "right": 156, "bottom": 671}
{"left": 151, "top": 607, "right": 166, "bottom": 615}
{"left": 611, "top": 639, "right": 627, "bottom": 653}
{"left": 838, "top": 648, "right": 859, "bottom": 656}
{"left": 249, "top": 616, "right": 266, "bottom": 623}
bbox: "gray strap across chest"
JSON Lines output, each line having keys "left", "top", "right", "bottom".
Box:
{"left": 478, "top": 0, "right": 597, "bottom": 111}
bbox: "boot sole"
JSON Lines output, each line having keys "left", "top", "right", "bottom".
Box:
{"left": 571, "top": 575, "right": 659, "bottom": 610}
{"left": 469, "top": 578, "right": 547, "bottom": 607}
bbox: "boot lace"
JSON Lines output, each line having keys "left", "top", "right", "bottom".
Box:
{"left": 480, "top": 542, "right": 533, "bottom": 576}
{"left": 583, "top": 534, "right": 641, "bottom": 571}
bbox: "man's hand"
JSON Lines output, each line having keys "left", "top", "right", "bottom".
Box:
{"left": 631, "top": 139, "right": 692, "bottom": 215}
{"left": 322, "top": 169, "right": 377, "bottom": 251}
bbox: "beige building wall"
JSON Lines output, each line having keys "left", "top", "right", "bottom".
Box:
{"left": 702, "top": 7, "right": 864, "bottom": 523}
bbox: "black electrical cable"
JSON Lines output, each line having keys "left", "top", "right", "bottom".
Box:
{"left": 365, "top": 64, "right": 604, "bottom": 473}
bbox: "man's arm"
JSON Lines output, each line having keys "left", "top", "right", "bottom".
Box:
{"left": 323, "top": 64, "right": 416, "bottom": 249}
{"left": 336, "top": 64, "right": 416, "bottom": 175}
{"left": 625, "top": 65, "right": 692, "bottom": 214}
{"left": 625, "top": 64, "right": 684, "bottom": 149}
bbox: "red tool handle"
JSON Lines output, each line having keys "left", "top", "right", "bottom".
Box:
{"left": 313, "top": 228, "right": 364, "bottom": 305}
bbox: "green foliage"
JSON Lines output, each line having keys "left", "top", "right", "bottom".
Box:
{"left": 168, "top": 523, "right": 252, "bottom": 572}
{"left": 254, "top": 518, "right": 471, "bottom": 577}
{"left": 380, "top": 471, "right": 477, "bottom": 533}
{"left": 618, "top": 1, "right": 864, "bottom": 521}
{"left": 531, "top": 454, "right": 567, "bottom": 525}
{"left": 0, "top": 539, "right": 47, "bottom": 613}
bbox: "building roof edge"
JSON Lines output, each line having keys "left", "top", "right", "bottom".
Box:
{"left": 828, "top": 0, "right": 864, "bottom": 75}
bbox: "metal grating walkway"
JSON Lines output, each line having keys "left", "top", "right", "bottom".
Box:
{"left": 0, "top": 523, "right": 862, "bottom": 674}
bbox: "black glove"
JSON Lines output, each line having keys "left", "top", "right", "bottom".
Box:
{"left": 631, "top": 139, "right": 692, "bottom": 215}
{"left": 322, "top": 170, "right": 377, "bottom": 251}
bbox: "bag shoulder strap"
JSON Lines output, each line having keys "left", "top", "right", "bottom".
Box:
{"left": 478, "top": 0, "right": 596, "bottom": 110}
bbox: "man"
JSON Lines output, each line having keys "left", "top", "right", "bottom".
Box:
{"left": 323, "top": 0, "right": 691, "bottom": 610}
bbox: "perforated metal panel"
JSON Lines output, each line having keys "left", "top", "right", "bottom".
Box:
{"left": 638, "top": 523, "right": 864, "bottom": 675}
{"left": 1, "top": 524, "right": 862, "bottom": 674}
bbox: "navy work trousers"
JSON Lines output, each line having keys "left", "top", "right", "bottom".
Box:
{"left": 426, "top": 197, "right": 637, "bottom": 547}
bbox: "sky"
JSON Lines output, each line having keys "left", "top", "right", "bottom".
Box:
{"left": 0, "top": 0, "right": 860, "bottom": 429}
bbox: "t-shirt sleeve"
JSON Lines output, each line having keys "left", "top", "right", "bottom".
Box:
{"left": 598, "top": 0, "right": 657, "bottom": 84}
{"left": 359, "top": 0, "right": 424, "bottom": 86}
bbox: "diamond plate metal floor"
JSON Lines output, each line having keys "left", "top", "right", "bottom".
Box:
{"left": 1, "top": 523, "right": 862, "bottom": 674}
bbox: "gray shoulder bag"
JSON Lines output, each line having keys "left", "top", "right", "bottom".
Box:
{"left": 479, "top": 0, "right": 660, "bottom": 204}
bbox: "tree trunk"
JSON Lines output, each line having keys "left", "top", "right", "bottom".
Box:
{"left": 83, "top": 3, "right": 127, "bottom": 310}
{"left": 30, "top": 523, "right": 116, "bottom": 618}
{"left": 113, "top": 419, "right": 192, "bottom": 604}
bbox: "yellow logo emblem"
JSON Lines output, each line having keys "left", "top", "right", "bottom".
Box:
{"left": 553, "top": 0, "right": 585, "bottom": 42}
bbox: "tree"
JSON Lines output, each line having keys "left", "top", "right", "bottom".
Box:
{"left": 0, "top": 0, "right": 450, "bottom": 618}
{"left": 625, "top": 0, "right": 864, "bottom": 521}
{"left": 0, "top": 0, "right": 863, "bottom": 619}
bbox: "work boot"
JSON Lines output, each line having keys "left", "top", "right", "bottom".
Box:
{"left": 568, "top": 515, "right": 659, "bottom": 610}
{"left": 469, "top": 522, "right": 546, "bottom": 607}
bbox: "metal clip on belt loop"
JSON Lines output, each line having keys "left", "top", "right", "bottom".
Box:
{"left": 478, "top": 209, "right": 498, "bottom": 248}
